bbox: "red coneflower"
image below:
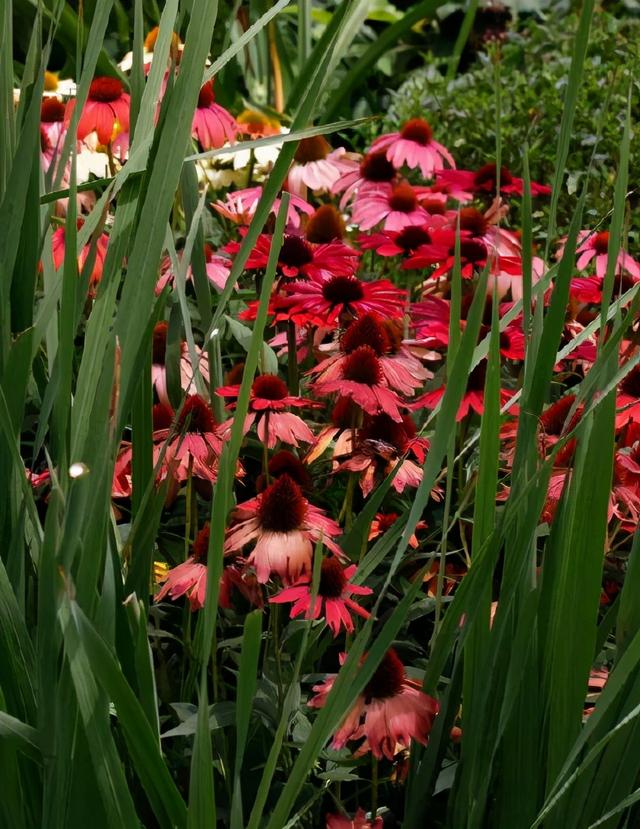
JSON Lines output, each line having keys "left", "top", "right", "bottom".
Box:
{"left": 311, "top": 345, "right": 405, "bottom": 422}
{"left": 308, "top": 313, "right": 428, "bottom": 397}
{"left": 436, "top": 162, "right": 551, "bottom": 200}
{"left": 66, "top": 76, "right": 130, "bottom": 145}
{"left": 309, "top": 648, "right": 439, "bottom": 760}
{"left": 368, "top": 512, "right": 423, "bottom": 549}
{"left": 192, "top": 81, "right": 236, "bottom": 150}
{"left": 224, "top": 474, "right": 342, "bottom": 583}
{"left": 358, "top": 219, "right": 449, "bottom": 259}
{"left": 616, "top": 364, "right": 640, "bottom": 428}
{"left": 369, "top": 118, "right": 455, "bottom": 178}
{"left": 325, "top": 809, "right": 382, "bottom": 829}
{"left": 410, "top": 361, "right": 513, "bottom": 421}
{"left": 270, "top": 556, "right": 372, "bottom": 636}
{"left": 335, "top": 412, "right": 429, "bottom": 497}
{"left": 217, "top": 373, "right": 318, "bottom": 448}
{"left": 226, "top": 231, "right": 360, "bottom": 281}
{"left": 283, "top": 273, "right": 406, "bottom": 326}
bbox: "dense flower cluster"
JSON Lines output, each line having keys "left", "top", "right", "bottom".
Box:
{"left": 30, "top": 30, "right": 640, "bottom": 822}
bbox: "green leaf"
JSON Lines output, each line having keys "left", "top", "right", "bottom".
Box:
{"left": 230, "top": 610, "right": 263, "bottom": 829}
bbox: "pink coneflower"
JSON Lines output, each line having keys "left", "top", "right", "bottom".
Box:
{"left": 270, "top": 556, "right": 372, "bottom": 636}
{"left": 370, "top": 118, "right": 455, "bottom": 178}
{"left": 311, "top": 345, "right": 405, "bottom": 422}
{"left": 155, "top": 244, "right": 232, "bottom": 295}
{"left": 332, "top": 149, "right": 398, "bottom": 210}
{"left": 564, "top": 230, "right": 640, "bottom": 282}
{"left": 151, "top": 322, "right": 210, "bottom": 408}
{"left": 224, "top": 474, "right": 343, "bottom": 583}
{"left": 283, "top": 274, "right": 406, "bottom": 326}
{"left": 40, "top": 97, "right": 66, "bottom": 170}
{"left": 287, "top": 135, "right": 357, "bottom": 196}
{"left": 335, "top": 413, "right": 429, "bottom": 497}
{"left": 213, "top": 186, "right": 313, "bottom": 228}
{"left": 436, "top": 162, "right": 551, "bottom": 200}
{"left": 159, "top": 394, "right": 223, "bottom": 483}
{"left": 308, "top": 313, "right": 428, "bottom": 397}
{"left": 309, "top": 648, "right": 439, "bottom": 760}
{"left": 155, "top": 523, "right": 210, "bottom": 610}
{"left": 154, "top": 523, "right": 263, "bottom": 611}
{"left": 353, "top": 181, "right": 430, "bottom": 232}
{"left": 216, "top": 373, "right": 318, "bottom": 448}
{"left": 51, "top": 218, "right": 109, "bottom": 287}
{"left": 257, "top": 449, "right": 313, "bottom": 493}
{"left": 66, "top": 76, "right": 130, "bottom": 145}
{"left": 305, "top": 396, "right": 360, "bottom": 465}
{"left": 226, "top": 231, "right": 360, "bottom": 281}
{"left": 192, "top": 81, "right": 236, "bottom": 150}
{"left": 326, "top": 809, "right": 382, "bottom": 829}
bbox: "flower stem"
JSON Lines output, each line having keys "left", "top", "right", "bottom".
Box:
{"left": 185, "top": 458, "right": 194, "bottom": 559}
{"left": 268, "top": 21, "right": 284, "bottom": 113}
{"left": 339, "top": 472, "right": 357, "bottom": 531}
{"left": 262, "top": 412, "right": 271, "bottom": 484}
{"left": 287, "top": 320, "right": 299, "bottom": 395}
{"left": 371, "top": 755, "right": 379, "bottom": 820}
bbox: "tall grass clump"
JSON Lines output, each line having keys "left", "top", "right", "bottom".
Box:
{"left": 2, "top": 1, "right": 640, "bottom": 827}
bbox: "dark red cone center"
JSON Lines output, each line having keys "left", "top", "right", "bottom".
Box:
{"left": 389, "top": 183, "right": 418, "bottom": 213}
{"left": 280, "top": 235, "right": 314, "bottom": 268}
{"left": 318, "top": 556, "right": 347, "bottom": 598}
{"left": 252, "top": 374, "right": 289, "bottom": 401}
{"left": 322, "top": 275, "right": 365, "bottom": 306}
{"left": 89, "top": 76, "right": 124, "bottom": 102}
{"left": 258, "top": 474, "right": 307, "bottom": 533}
{"left": 342, "top": 346, "right": 382, "bottom": 386}
{"left": 400, "top": 118, "right": 433, "bottom": 145}
{"left": 363, "top": 648, "right": 405, "bottom": 700}
{"left": 294, "top": 135, "right": 331, "bottom": 163}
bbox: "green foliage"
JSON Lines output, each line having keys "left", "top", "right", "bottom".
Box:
{"left": 387, "top": 9, "right": 640, "bottom": 234}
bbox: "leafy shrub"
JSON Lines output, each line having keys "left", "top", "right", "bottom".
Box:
{"left": 386, "top": 9, "right": 640, "bottom": 235}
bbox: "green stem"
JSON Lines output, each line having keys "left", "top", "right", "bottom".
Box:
{"left": 287, "top": 320, "right": 299, "bottom": 395}
{"left": 262, "top": 412, "right": 271, "bottom": 483}
{"left": 184, "top": 458, "right": 194, "bottom": 559}
{"left": 271, "top": 602, "right": 284, "bottom": 713}
{"left": 371, "top": 755, "right": 379, "bottom": 820}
